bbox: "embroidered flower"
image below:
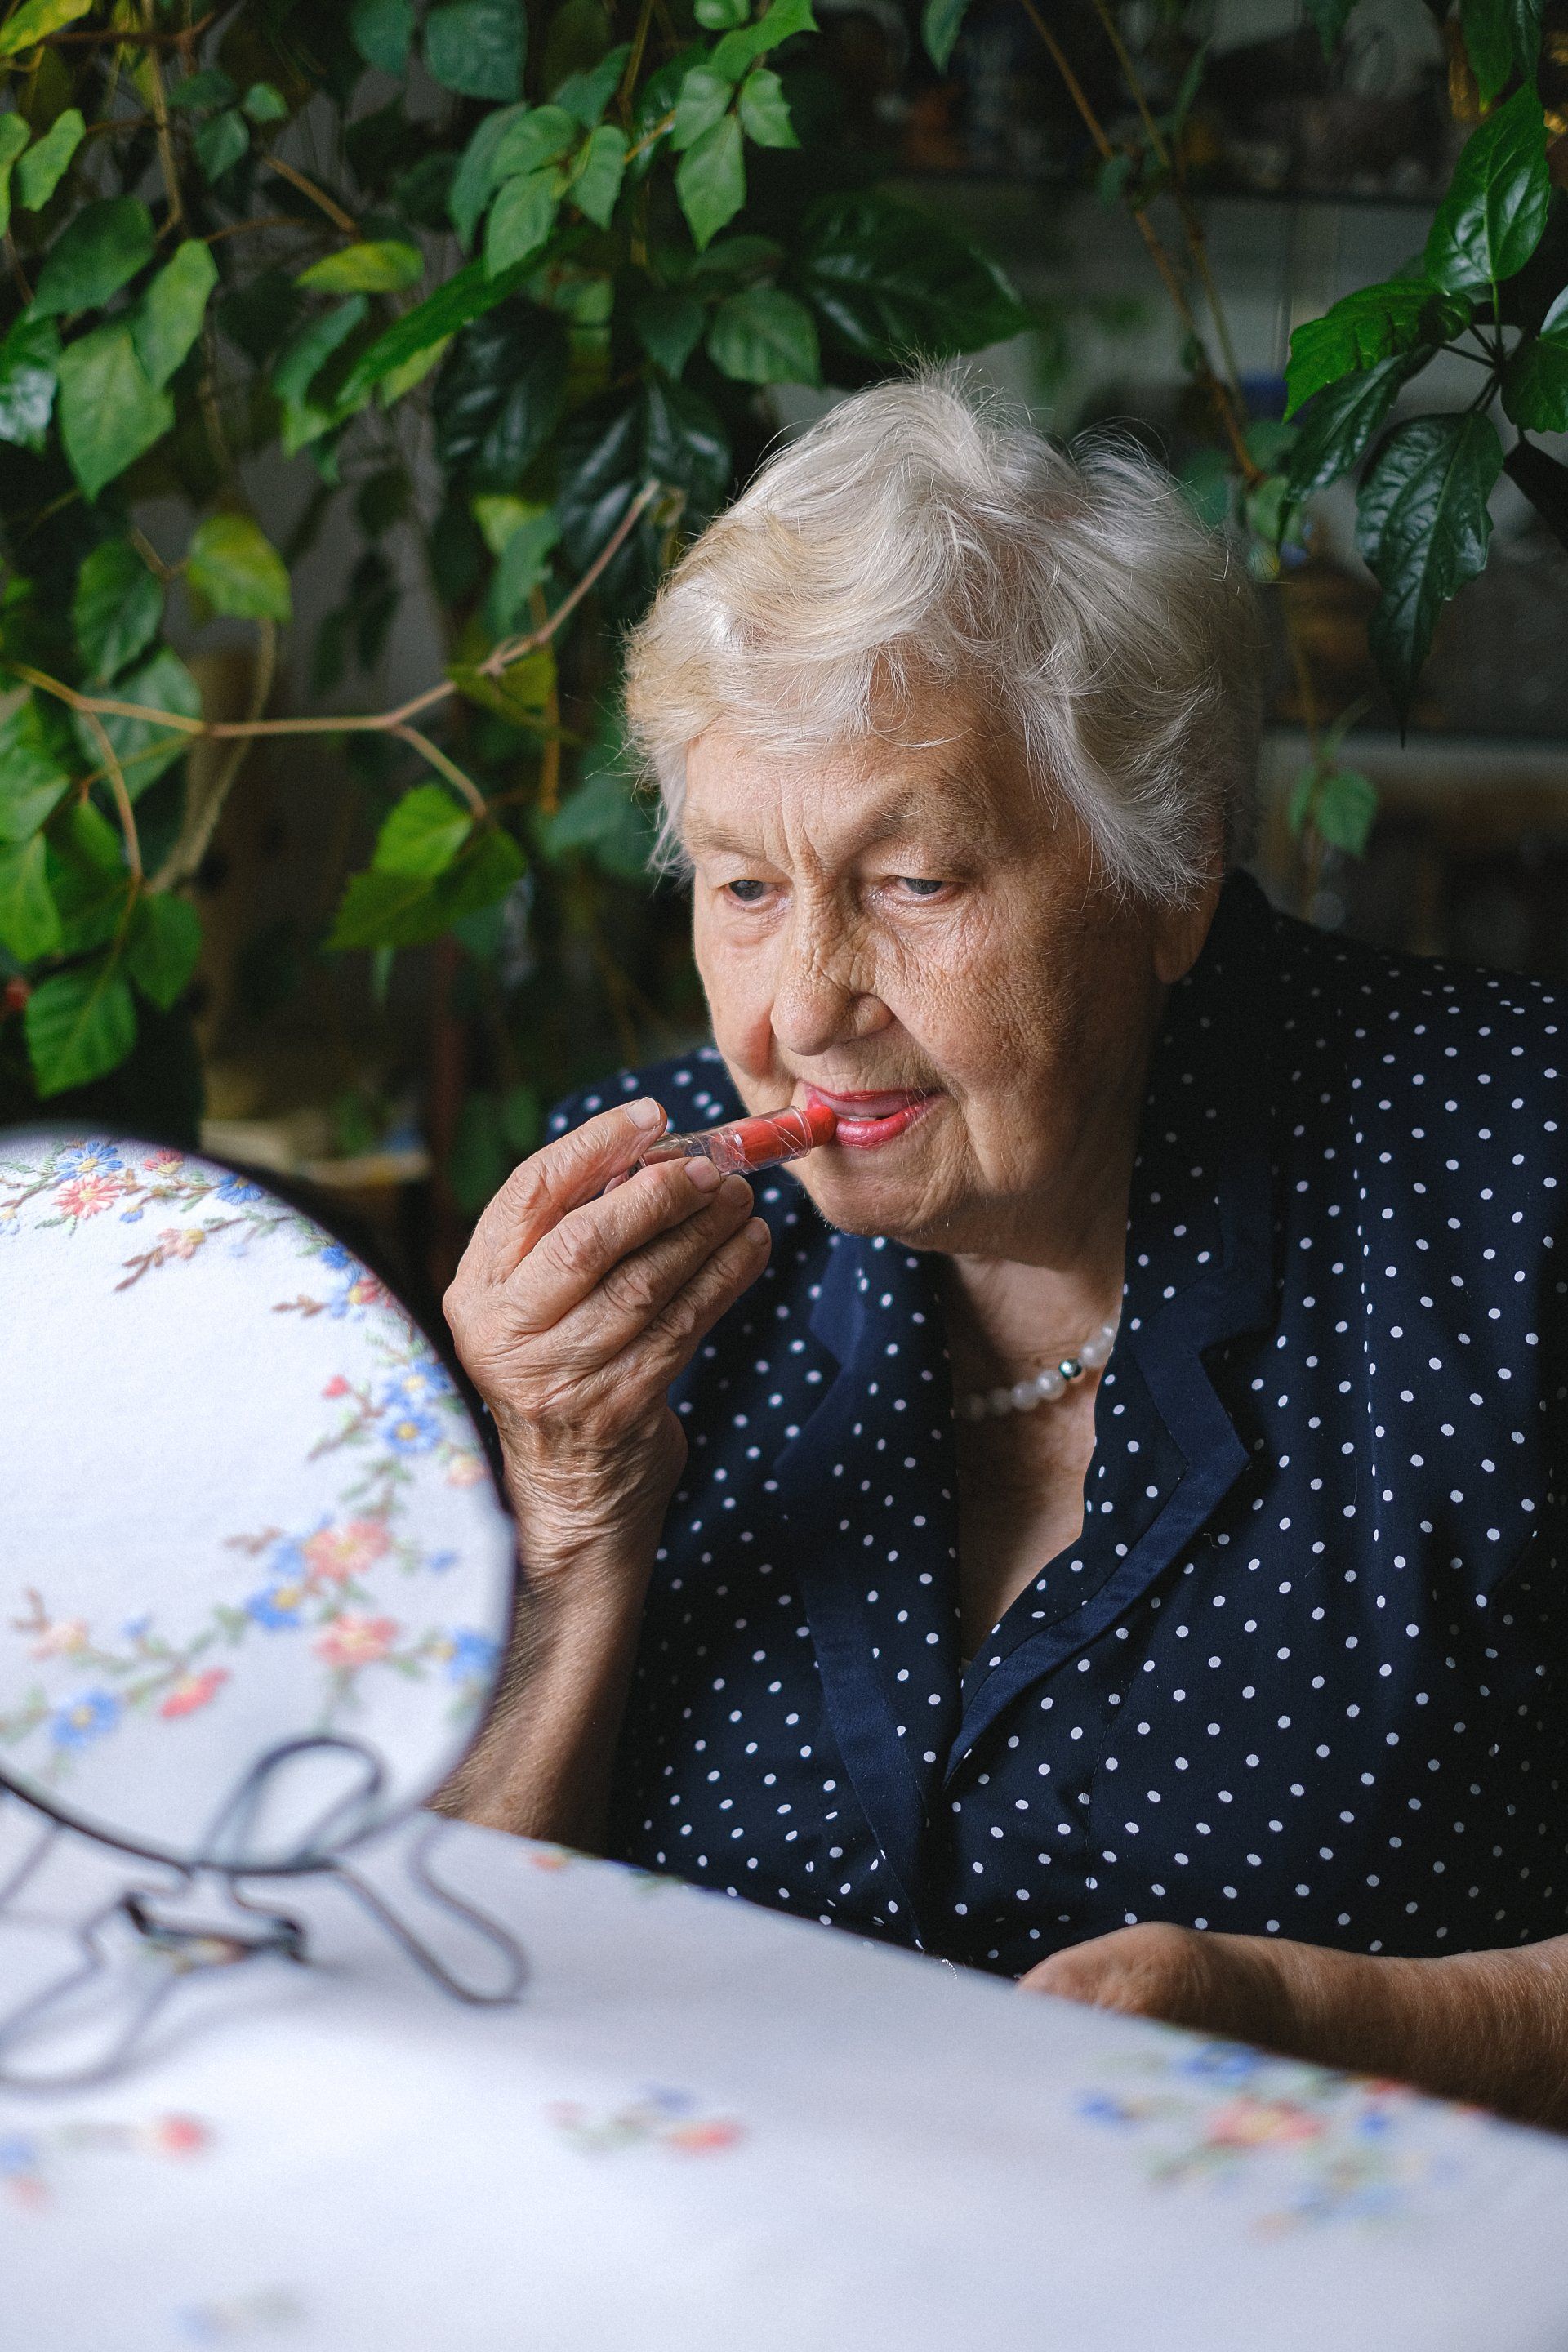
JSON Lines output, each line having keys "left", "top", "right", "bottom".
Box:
{"left": 663, "top": 2118, "right": 743, "bottom": 2153}
{"left": 146, "top": 2114, "right": 209, "bottom": 2157}
{"left": 50, "top": 1689, "right": 121, "bottom": 1748}
{"left": 322, "top": 1375, "right": 351, "bottom": 1398}
{"left": 383, "top": 1407, "right": 439, "bottom": 1457}
{"left": 158, "top": 1668, "right": 229, "bottom": 1720}
{"left": 54, "top": 1172, "right": 131, "bottom": 1221}
{"left": 1206, "top": 2098, "right": 1324, "bottom": 2150}
{"left": 245, "top": 1579, "right": 310, "bottom": 1629}
{"left": 302, "top": 1518, "right": 390, "bottom": 1585}
{"left": 55, "top": 1143, "right": 124, "bottom": 1181}
{"left": 442, "top": 1629, "right": 499, "bottom": 1684}
{"left": 345, "top": 1274, "right": 389, "bottom": 1312}
{"left": 214, "top": 1173, "right": 265, "bottom": 1205}
{"left": 314, "top": 1613, "right": 399, "bottom": 1669}
{"left": 154, "top": 1224, "right": 207, "bottom": 1262}
{"left": 445, "top": 1450, "right": 487, "bottom": 1488}
{"left": 30, "top": 1616, "right": 89, "bottom": 1660}
{"left": 140, "top": 1147, "right": 184, "bottom": 1173}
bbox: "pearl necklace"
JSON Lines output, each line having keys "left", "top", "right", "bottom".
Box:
{"left": 956, "top": 1317, "right": 1120, "bottom": 1422}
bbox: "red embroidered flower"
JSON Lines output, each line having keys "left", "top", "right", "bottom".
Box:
{"left": 158, "top": 1668, "right": 229, "bottom": 1720}
{"left": 314, "top": 1613, "right": 399, "bottom": 1669}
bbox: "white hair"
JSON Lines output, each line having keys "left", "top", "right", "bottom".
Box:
{"left": 623, "top": 372, "right": 1265, "bottom": 906}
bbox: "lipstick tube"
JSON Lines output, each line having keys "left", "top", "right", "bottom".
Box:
{"left": 637, "top": 1099, "right": 836, "bottom": 1177}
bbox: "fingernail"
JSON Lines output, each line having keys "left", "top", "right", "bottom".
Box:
{"left": 746, "top": 1217, "right": 769, "bottom": 1244}
{"left": 719, "top": 1173, "right": 752, "bottom": 1205}
{"left": 684, "top": 1156, "right": 724, "bottom": 1190}
{"left": 629, "top": 1097, "right": 666, "bottom": 1132}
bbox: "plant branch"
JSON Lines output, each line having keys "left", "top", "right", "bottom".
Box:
{"left": 151, "top": 621, "right": 278, "bottom": 892}
{"left": 391, "top": 724, "right": 489, "bottom": 818}
{"left": 141, "top": 2, "right": 184, "bottom": 237}
{"left": 78, "top": 709, "right": 142, "bottom": 888}
{"left": 618, "top": 0, "right": 658, "bottom": 122}
{"left": 530, "top": 583, "right": 563, "bottom": 815}
{"left": 261, "top": 154, "right": 358, "bottom": 236}
{"left": 9, "top": 483, "right": 662, "bottom": 760}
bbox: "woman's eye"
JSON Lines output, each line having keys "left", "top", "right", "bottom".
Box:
{"left": 894, "top": 876, "right": 945, "bottom": 898}
{"left": 724, "top": 879, "right": 769, "bottom": 905}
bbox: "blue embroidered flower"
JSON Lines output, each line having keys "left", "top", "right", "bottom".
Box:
{"left": 245, "top": 1580, "right": 309, "bottom": 1629}
{"left": 54, "top": 1141, "right": 123, "bottom": 1180}
{"left": 50, "top": 1689, "right": 122, "bottom": 1748}
{"left": 380, "top": 1365, "right": 452, "bottom": 1418}
{"left": 214, "top": 1173, "right": 265, "bottom": 1205}
{"left": 445, "top": 1629, "right": 499, "bottom": 1683}
{"left": 383, "top": 1406, "right": 439, "bottom": 1456}
{"left": 0, "top": 2133, "right": 38, "bottom": 2177}
{"left": 318, "top": 1241, "right": 354, "bottom": 1272}
{"left": 1179, "top": 2043, "right": 1266, "bottom": 2085}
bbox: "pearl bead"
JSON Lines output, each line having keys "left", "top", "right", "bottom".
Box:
{"left": 954, "top": 1317, "right": 1120, "bottom": 1423}
{"left": 1035, "top": 1365, "right": 1066, "bottom": 1399}
{"left": 1009, "top": 1379, "right": 1042, "bottom": 1411}
{"left": 987, "top": 1386, "right": 1014, "bottom": 1415}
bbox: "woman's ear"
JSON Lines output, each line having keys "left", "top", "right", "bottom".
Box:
{"left": 1151, "top": 873, "right": 1223, "bottom": 987}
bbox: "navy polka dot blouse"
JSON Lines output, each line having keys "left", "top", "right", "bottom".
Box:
{"left": 544, "top": 873, "right": 1568, "bottom": 1976}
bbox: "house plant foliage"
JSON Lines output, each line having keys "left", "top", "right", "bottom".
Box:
{"left": 0, "top": 0, "right": 1025, "bottom": 1160}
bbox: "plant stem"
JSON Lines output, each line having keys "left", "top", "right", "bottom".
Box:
{"left": 78, "top": 709, "right": 142, "bottom": 887}
{"left": 141, "top": 1, "right": 184, "bottom": 237}
{"left": 261, "top": 154, "right": 358, "bottom": 236}
{"left": 530, "top": 584, "right": 564, "bottom": 815}
{"left": 391, "top": 724, "right": 488, "bottom": 818}
{"left": 618, "top": 0, "right": 658, "bottom": 121}
{"left": 151, "top": 620, "right": 278, "bottom": 892}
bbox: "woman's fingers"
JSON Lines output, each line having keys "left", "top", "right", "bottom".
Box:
{"left": 539, "top": 1175, "right": 758, "bottom": 1363}
{"left": 464, "top": 1096, "right": 668, "bottom": 1283}
{"left": 617, "top": 1216, "right": 773, "bottom": 1390}
{"left": 506, "top": 1156, "right": 745, "bottom": 1333}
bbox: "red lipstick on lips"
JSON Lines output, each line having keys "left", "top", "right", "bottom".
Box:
{"left": 635, "top": 1097, "right": 838, "bottom": 1177}
{"left": 801, "top": 1085, "right": 939, "bottom": 1149}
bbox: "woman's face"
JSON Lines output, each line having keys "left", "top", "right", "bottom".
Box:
{"left": 682, "top": 699, "right": 1218, "bottom": 1262}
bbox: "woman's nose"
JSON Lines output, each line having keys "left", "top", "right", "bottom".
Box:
{"left": 768, "top": 918, "right": 891, "bottom": 1059}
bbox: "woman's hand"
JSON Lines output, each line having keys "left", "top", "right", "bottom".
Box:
{"left": 1019, "top": 1922, "right": 1568, "bottom": 2131}
{"left": 444, "top": 1094, "right": 771, "bottom": 1590}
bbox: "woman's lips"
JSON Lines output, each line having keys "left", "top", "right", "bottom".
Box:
{"left": 800, "top": 1085, "right": 941, "bottom": 1150}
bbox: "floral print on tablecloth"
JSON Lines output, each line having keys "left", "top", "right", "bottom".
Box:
{"left": 0, "top": 1137, "right": 501, "bottom": 1787}
{"left": 548, "top": 2086, "right": 746, "bottom": 2155}
{"left": 1076, "top": 2037, "right": 1494, "bottom": 2230}
{"left": 0, "top": 2112, "right": 210, "bottom": 2210}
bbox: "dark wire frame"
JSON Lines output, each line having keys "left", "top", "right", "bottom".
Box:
{"left": 0, "top": 1732, "right": 527, "bottom": 2092}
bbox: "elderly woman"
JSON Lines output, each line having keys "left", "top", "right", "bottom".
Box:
{"left": 445, "top": 376, "right": 1568, "bottom": 2127}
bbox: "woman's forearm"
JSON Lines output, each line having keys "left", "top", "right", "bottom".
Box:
{"left": 438, "top": 1538, "right": 653, "bottom": 1850}
{"left": 1024, "top": 1922, "right": 1568, "bottom": 2132}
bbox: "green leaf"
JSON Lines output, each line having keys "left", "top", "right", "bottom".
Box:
{"left": 0, "top": 312, "right": 59, "bottom": 452}
{"left": 0, "top": 0, "right": 93, "bottom": 60}
{"left": 56, "top": 324, "right": 172, "bottom": 502}
{"left": 1355, "top": 412, "right": 1503, "bottom": 716}
{"left": 431, "top": 296, "right": 570, "bottom": 486}
{"left": 0, "top": 112, "right": 27, "bottom": 238}
{"left": 1283, "top": 279, "right": 1468, "bottom": 415}
{"left": 633, "top": 289, "right": 705, "bottom": 378}
{"left": 486, "top": 170, "right": 562, "bottom": 276}
{"left": 555, "top": 45, "right": 631, "bottom": 127}
{"left": 31, "top": 196, "right": 154, "bottom": 317}
{"left": 672, "top": 65, "right": 734, "bottom": 151}
{"left": 187, "top": 514, "right": 292, "bottom": 623}
{"left": 0, "top": 835, "right": 60, "bottom": 962}
{"left": 677, "top": 115, "right": 746, "bottom": 251}
{"left": 331, "top": 825, "right": 526, "bottom": 949}
{"left": 73, "top": 539, "right": 163, "bottom": 681}
{"left": 922, "top": 0, "right": 970, "bottom": 70}
{"left": 707, "top": 284, "right": 818, "bottom": 381}
{"left": 131, "top": 238, "right": 218, "bottom": 389}
{"left": 16, "top": 105, "right": 83, "bottom": 212}
{"left": 1459, "top": 0, "right": 1514, "bottom": 105}
{"left": 126, "top": 893, "right": 201, "bottom": 1010}
{"left": 372, "top": 782, "right": 474, "bottom": 879}
{"left": 194, "top": 109, "right": 250, "bottom": 185}
{"left": 1310, "top": 767, "right": 1379, "bottom": 856}
{"left": 537, "top": 767, "right": 655, "bottom": 880}
{"left": 710, "top": 0, "right": 817, "bottom": 75}
{"left": 168, "top": 67, "right": 237, "bottom": 109}
{"left": 242, "top": 81, "right": 289, "bottom": 123}
{"left": 449, "top": 645, "right": 556, "bottom": 725}
{"left": 1425, "top": 87, "right": 1548, "bottom": 293}
{"left": 570, "top": 124, "right": 627, "bottom": 228}
{"left": 1507, "top": 0, "right": 1544, "bottom": 77}
{"left": 24, "top": 954, "right": 137, "bottom": 1096}
{"left": 78, "top": 648, "right": 202, "bottom": 800}
{"left": 425, "top": 0, "right": 525, "bottom": 99}
{"left": 737, "top": 67, "right": 796, "bottom": 147}
{"left": 351, "top": 0, "right": 415, "bottom": 71}
{"left": 492, "top": 105, "right": 582, "bottom": 180}
{"left": 449, "top": 103, "right": 527, "bottom": 247}
{"left": 1301, "top": 0, "right": 1359, "bottom": 50}
{"left": 273, "top": 296, "right": 370, "bottom": 452}
{"left": 1503, "top": 323, "right": 1568, "bottom": 430}
{"left": 557, "top": 376, "right": 731, "bottom": 608}
{"left": 1286, "top": 350, "right": 1429, "bottom": 498}
{"left": 696, "top": 0, "right": 750, "bottom": 24}
{"left": 0, "top": 695, "right": 71, "bottom": 841}
{"left": 795, "top": 191, "right": 1027, "bottom": 367}
{"left": 46, "top": 797, "right": 130, "bottom": 956}
{"left": 296, "top": 239, "right": 425, "bottom": 295}
{"left": 484, "top": 506, "right": 560, "bottom": 632}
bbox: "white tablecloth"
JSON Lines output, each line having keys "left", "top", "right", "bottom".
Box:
{"left": 5, "top": 1797, "right": 1568, "bottom": 2351}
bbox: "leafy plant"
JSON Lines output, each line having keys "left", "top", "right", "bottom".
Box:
{"left": 0, "top": 0, "right": 1024, "bottom": 1141}
{"left": 926, "top": 0, "right": 1568, "bottom": 900}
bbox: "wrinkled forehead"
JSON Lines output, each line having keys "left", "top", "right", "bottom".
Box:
{"left": 680, "top": 713, "right": 1045, "bottom": 867}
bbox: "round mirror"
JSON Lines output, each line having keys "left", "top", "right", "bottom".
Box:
{"left": 0, "top": 1130, "right": 514, "bottom": 1873}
